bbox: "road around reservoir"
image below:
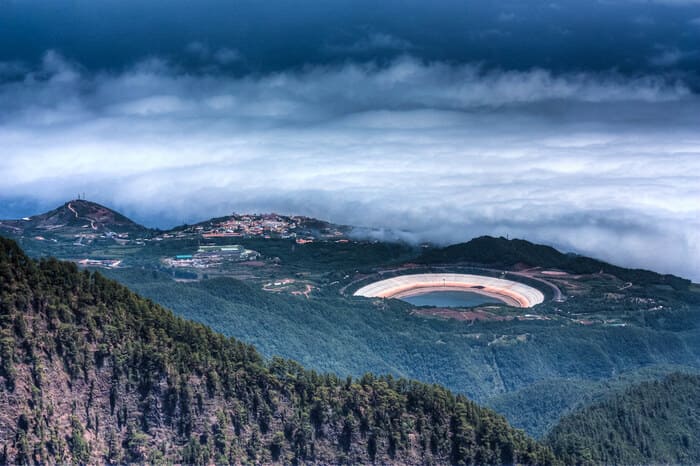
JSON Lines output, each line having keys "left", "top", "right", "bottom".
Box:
{"left": 354, "top": 273, "right": 546, "bottom": 308}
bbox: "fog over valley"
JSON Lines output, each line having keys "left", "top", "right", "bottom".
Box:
{"left": 2, "top": 3, "right": 700, "bottom": 465}
{"left": 1, "top": 0, "right": 699, "bottom": 280}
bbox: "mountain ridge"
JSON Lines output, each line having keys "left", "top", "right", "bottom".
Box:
{"left": 545, "top": 372, "right": 700, "bottom": 464}
{"left": 0, "top": 237, "right": 556, "bottom": 464}
{"left": 1, "top": 200, "right": 693, "bottom": 287}
{"left": 0, "top": 199, "right": 150, "bottom": 237}
{"left": 418, "top": 236, "right": 692, "bottom": 290}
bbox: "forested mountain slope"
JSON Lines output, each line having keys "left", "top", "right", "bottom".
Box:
{"left": 102, "top": 265, "right": 700, "bottom": 438}
{"left": 0, "top": 238, "right": 555, "bottom": 465}
{"left": 418, "top": 236, "right": 691, "bottom": 290}
{"left": 545, "top": 373, "right": 700, "bottom": 465}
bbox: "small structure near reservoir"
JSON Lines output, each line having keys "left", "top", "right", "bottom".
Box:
{"left": 164, "top": 244, "right": 260, "bottom": 269}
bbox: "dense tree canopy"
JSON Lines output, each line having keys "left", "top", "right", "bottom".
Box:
{"left": 0, "top": 238, "right": 555, "bottom": 464}
{"left": 546, "top": 373, "right": 700, "bottom": 465}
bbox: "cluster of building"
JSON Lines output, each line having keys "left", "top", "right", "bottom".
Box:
{"left": 163, "top": 244, "right": 261, "bottom": 269}
{"left": 60, "top": 213, "right": 352, "bottom": 273}
{"left": 61, "top": 213, "right": 349, "bottom": 247}
{"left": 202, "top": 215, "right": 296, "bottom": 238}
{"left": 76, "top": 258, "right": 122, "bottom": 268}
{"left": 70, "top": 230, "right": 138, "bottom": 246}
{"left": 166, "top": 213, "right": 347, "bottom": 242}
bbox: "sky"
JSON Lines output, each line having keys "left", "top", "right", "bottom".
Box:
{"left": 0, "top": 0, "right": 699, "bottom": 280}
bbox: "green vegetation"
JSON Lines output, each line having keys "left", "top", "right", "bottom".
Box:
{"left": 419, "top": 236, "right": 693, "bottom": 291}
{"left": 546, "top": 373, "right": 700, "bottom": 465}
{"left": 3, "top": 203, "right": 700, "bottom": 451}
{"left": 237, "top": 237, "right": 418, "bottom": 272}
{"left": 485, "top": 364, "right": 700, "bottom": 438}
{"left": 0, "top": 237, "right": 555, "bottom": 464}
{"left": 102, "top": 266, "right": 700, "bottom": 440}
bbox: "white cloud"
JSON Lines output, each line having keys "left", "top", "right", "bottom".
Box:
{"left": 0, "top": 52, "right": 698, "bottom": 280}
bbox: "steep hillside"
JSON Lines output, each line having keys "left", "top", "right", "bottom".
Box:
{"left": 0, "top": 238, "right": 555, "bottom": 465}
{"left": 485, "top": 365, "right": 700, "bottom": 439}
{"left": 0, "top": 200, "right": 149, "bottom": 237}
{"left": 545, "top": 373, "right": 700, "bottom": 465}
{"left": 418, "top": 236, "right": 691, "bottom": 290}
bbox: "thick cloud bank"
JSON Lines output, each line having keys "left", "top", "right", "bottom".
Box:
{"left": 0, "top": 52, "right": 698, "bottom": 280}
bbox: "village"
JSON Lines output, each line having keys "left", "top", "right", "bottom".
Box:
{"left": 163, "top": 244, "right": 261, "bottom": 269}
{"left": 58, "top": 213, "right": 351, "bottom": 269}
{"left": 153, "top": 213, "right": 348, "bottom": 244}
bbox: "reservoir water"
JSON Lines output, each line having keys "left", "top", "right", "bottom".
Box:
{"left": 400, "top": 290, "right": 504, "bottom": 308}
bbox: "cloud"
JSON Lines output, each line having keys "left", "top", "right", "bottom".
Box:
{"left": 0, "top": 61, "right": 27, "bottom": 80}
{"left": 0, "top": 52, "right": 698, "bottom": 280}
{"left": 649, "top": 0, "right": 700, "bottom": 4}
{"left": 213, "top": 48, "right": 241, "bottom": 65}
{"left": 649, "top": 47, "right": 698, "bottom": 67}
{"left": 618, "top": 0, "right": 700, "bottom": 5}
{"left": 185, "top": 41, "right": 243, "bottom": 66}
{"left": 360, "top": 33, "right": 413, "bottom": 51}
{"left": 497, "top": 12, "right": 516, "bottom": 22}
{"left": 325, "top": 33, "right": 413, "bottom": 54}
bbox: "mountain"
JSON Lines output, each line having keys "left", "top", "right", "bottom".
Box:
{"left": 0, "top": 200, "right": 150, "bottom": 238}
{"left": 2, "top": 200, "right": 699, "bottom": 449}
{"left": 545, "top": 373, "right": 700, "bottom": 465}
{"left": 2, "top": 201, "right": 690, "bottom": 293}
{"left": 418, "top": 236, "right": 691, "bottom": 290}
{"left": 0, "top": 237, "right": 556, "bottom": 465}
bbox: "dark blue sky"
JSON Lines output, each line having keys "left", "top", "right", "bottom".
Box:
{"left": 1, "top": 0, "right": 699, "bottom": 81}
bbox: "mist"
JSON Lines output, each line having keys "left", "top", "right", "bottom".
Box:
{"left": 0, "top": 52, "right": 698, "bottom": 280}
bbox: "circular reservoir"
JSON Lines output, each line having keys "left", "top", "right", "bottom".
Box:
{"left": 353, "top": 273, "right": 545, "bottom": 308}
{"left": 399, "top": 290, "right": 504, "bottom": 308}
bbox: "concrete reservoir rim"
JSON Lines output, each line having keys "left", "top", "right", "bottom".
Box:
{"left": 353, "top": 273, "right": 545, "bottom": 308}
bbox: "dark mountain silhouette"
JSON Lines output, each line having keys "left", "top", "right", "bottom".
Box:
{"left": 419, "top": 236, "right": 691, "bottom": 290}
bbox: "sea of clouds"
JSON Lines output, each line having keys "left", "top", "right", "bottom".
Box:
{"left": 0, "top": 52, "right": 698, "bottom": 279}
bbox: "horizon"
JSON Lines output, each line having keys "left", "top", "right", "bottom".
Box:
{"left": 2, "top": 4, "right": 700, "bottom": 464}
{"left": 1, "top": 0, "right": 698, "bottom": 281}
{"left": 2, "top": 196, "right": 697, "bottom": 282}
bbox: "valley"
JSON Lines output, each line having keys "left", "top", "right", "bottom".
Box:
{"left": 0, "top": 238, "right": 556, "bottom": 464}
{"left": 3, "top": 1, "right": 699, "bottom": 462}
{"left": 2, "top": 200, "right": 699, "bottom": 447}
